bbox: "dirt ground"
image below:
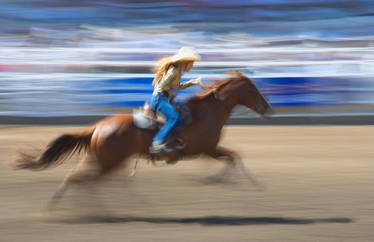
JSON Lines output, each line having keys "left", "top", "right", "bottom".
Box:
{"left": 0, "top": 125, "right": 374, "bottom": 242}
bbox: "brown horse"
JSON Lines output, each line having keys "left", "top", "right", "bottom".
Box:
{"left": 14, "top": 71, "right": 272, "bottom": 208}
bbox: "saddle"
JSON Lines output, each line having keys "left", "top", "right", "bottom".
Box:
{"left": 133, "top": 102, "right": 192, "bottom": 163}
{"left": 133, "top": 102, "right": 192, "bottom": 130}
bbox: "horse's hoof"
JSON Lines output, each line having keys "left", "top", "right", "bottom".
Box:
{"left": 46, "top": 201, "right": 56, "bottom": 212}
{"left": 253, "top": 183, "right": 266, "bottom": 192}
{"left": 166, "top": 159, "right": 178, "bottom": 165}
{"left": 129, "top": 170, "right": 136, "bottom": 177}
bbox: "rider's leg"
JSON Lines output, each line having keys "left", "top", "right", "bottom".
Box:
{"left": 151, "top": 95, "right": 183, "bottom": 152}
{"left": 154, "top": 102, "right": 182, "bottom": 142}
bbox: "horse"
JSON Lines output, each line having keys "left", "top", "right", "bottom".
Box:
{"left": 14, "top": 71, "right": 272, "bottom": 209}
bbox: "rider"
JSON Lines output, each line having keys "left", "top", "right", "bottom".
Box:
{"left": 149, "top": 46, "right": 201, "bottom": 154}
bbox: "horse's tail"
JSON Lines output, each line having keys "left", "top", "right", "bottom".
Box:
{"left": 14, "top": 127, "right": 94, "bottom": 170}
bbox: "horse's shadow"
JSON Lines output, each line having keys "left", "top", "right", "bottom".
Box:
{"left": 57, "top": 215, "right": 353, "bottom": 226}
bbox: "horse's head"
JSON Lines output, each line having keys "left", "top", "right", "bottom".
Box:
{"left": 219, "top": 71, "right": 273, "bottom": 118}
{"left": 191, "top": 71, "right": 273, "bottom": 118}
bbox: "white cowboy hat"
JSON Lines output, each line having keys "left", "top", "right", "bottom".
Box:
{"left": 171, "top": 46, "right": 201, "bottom": 62}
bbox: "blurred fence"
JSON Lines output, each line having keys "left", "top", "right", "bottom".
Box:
{"left": 1, "top": 0, "right": 374, "bottom": 119}
{"left": 1, "top": 71, "right": 374, "bottom": 118}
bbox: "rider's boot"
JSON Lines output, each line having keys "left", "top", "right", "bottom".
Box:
{"left": 149, "top": 141, "right": 173, "bottom": 154}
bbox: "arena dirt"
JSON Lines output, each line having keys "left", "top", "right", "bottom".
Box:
{"left": 0, "top": 125, "right": 373, "bottom": 242}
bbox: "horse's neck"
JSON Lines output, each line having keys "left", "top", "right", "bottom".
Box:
{"left": 188, "top": 94, "right": 238, "bottom": 127}
{"left": 216, "top": 94, "right": 238, "bottom": 125}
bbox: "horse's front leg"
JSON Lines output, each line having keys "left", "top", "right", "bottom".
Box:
{"left": 205, "top": 146, "right": 263, "bottom": 190}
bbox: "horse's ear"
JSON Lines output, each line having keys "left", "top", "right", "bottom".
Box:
{"left": 227, "top": 70, "right": 244, "bottom": 77}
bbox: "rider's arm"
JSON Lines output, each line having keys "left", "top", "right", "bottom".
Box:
{"left": 178, "top": 80, "right": 196, "bottom": 90}
{"left": 178, "top": 77, "right": 201, "bottom": 90}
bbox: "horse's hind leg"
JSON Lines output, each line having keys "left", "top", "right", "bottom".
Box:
{"left": 47, "top": 153, "right": 100, "bottom": 211}
{"left": 48, "top": 182, "right": 67, "bottom": 210}
{"left": 206, "top": 146, "right": 263, "bottom": 190}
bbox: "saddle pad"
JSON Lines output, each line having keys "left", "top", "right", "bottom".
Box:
{"left": 133, "top": 109, "right": 158, "bottom": 130}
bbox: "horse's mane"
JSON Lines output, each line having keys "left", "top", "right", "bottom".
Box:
{"left": 188, "top": 71, "right": 246, "bottom": 102}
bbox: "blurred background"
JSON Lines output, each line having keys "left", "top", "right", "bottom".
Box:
{"left": 1, "top": 0, "right": 374, "bottom": 120}
{"left": 2, "top": 2, "right": 374, "bottom": 241}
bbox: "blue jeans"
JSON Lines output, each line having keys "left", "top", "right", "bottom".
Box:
{"left": 150, "top": 93, "right": 183, "bottom": 143}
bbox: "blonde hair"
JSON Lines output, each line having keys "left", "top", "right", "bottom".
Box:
{"left": 152, "top": 57, "right": 187, "bottom": 86}
{"left": 152, "top": 56, "right": 173, "bottom": 85}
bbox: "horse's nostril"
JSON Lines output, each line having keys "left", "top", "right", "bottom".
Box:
{"left": 264, "top": 107, "right": 274, "bottom": 116}
{"left": 259, "top": 104, "right": 267, "bottom": 114}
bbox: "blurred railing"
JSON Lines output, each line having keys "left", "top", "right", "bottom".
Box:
{"left": 1, "top": 0, "right": 374, "bottom": 118}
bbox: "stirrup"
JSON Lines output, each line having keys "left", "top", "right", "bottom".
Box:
{"left": 149, "top": 142, "right": 173, "bottom": 154}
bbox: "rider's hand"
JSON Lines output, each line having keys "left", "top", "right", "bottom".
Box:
{"left": 191, "top": 77, "right": 202, "bottom": 85}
